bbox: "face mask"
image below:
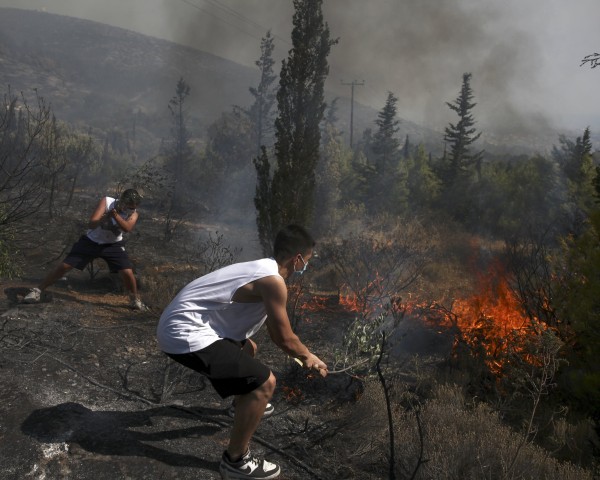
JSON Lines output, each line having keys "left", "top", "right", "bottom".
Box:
{"left": 293, "top": 255, "right": 309, "bottom": 275}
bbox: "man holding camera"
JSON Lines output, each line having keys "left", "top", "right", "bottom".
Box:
{"left": 23, "top": 189, "right": 146, "bottom": 310}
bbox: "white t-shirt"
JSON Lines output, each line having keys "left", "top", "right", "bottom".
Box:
{"left": 156, "top": 258, "right": 281, "bottom": 354}
{"left": 86, "top": 196, "right": 135, "bottom": 245}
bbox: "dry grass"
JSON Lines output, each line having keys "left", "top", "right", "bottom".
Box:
{"left": 393, "top": 383, "right": 595, "bottom": 480}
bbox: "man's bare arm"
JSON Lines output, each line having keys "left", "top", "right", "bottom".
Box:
{"left": 88, "top": 197, "right": 108, "bottom": 229}
{"left": 110, "top": 208, "right": 138, "bottom": 232}
{"left": 258, "top": 275, "right": 327, "bottom": 376}
{"left": 88, "top": 198, "right": 138, "bottom": 233}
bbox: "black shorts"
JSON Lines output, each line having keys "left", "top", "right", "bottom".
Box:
{"left": 166, "top": 339, "right": 271, "bottom": 399}
{"left": 64, "top": 235, "right": 133, "bottom": 273}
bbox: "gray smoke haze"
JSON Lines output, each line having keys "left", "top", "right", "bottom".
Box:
{"left": 322, "top": 0, "right": 545, "bottom": 132}
{"left": 157, "top": 0, "right": 543, "bottom": 131}
{"left": 1, "top": 0, "right": 598, "bottom": 134}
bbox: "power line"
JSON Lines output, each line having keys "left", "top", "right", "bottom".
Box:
{"left": 176, "top": 0, "right": 290, "bottom": 47}
{"left": 204, "top": 0, "right": 291, "bottom": 46}
{"left": 176, "top": 0, "right": 264, "bottom": 42}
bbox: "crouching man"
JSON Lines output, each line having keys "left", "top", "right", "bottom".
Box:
{"left": 156, "top": 225, "right": 327, "bottom": 479}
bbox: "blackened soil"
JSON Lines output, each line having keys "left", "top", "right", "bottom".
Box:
{"left": 0, "top": 274, "right": 377, "bottom": 480}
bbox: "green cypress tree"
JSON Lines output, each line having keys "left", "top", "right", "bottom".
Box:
{"left": 260, "top": 0, "right": 337, "bottom": 238}
{"left": 554, "top": 207, "right": 600, "bottom": 424}
{"left": 570, "top": 127, "right": 595, "bottom": 212}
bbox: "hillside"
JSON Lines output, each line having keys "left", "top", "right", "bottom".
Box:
{"left": 1, "top": 7, "right": 581, "bottom": 159}
{"left": 0, "top": 9, "right": 430, "bottom": 131}
{"left": 0, "top": 8, "right": 435, "bottom": 152}
{"left": 0, "top": 7, "right": 259, "bottom": 127}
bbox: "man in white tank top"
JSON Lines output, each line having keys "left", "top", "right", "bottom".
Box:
{"left": 23, "top": 189, "right": 146, "bottom": 310}
{"left": 157, "top": 225, "right": 328, "bottom": 479}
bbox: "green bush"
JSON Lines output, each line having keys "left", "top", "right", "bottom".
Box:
{"left": 0, "top": 235, "right": 20, "bottom": 279}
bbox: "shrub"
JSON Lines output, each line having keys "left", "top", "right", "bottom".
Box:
{"left": 394, "top": 383, "right": 594, "bottom": 480}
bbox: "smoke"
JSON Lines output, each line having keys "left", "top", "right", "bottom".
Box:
{"left": 2, "top": 0, "right": 597, "bottom": 135}
{"left": 320, "top": 0, "right": 551, "bottom": 134}
{"left": 154, "top": 0, "right": 563, "bottom": 135}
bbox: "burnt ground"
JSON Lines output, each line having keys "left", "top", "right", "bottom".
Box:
{"left": 0, "top": 270, "right": 453, "bottom": 480}
{"left": 0, "top": 207, "right": 454, "bottom": 480}
{"left": 0, "top": 274, "right": 345, "bottom": 480}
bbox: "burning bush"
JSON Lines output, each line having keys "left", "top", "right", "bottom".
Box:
{"left": 320, "top": 216, "right": 436, "bottom": 315}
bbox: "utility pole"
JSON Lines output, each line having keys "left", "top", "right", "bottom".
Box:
{"left": 341, "top": 79, "right": 364, "bottom": 148}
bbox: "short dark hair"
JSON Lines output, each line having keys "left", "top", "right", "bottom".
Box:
{"left": 273, "top": 225, "right": 315, "bottom": 260}
{"left": 120, "top": 189, "right": 141, "bottom": 207}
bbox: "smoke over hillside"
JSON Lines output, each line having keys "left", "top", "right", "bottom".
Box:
{"left": 1, "top": 0, "right": 597, "bottom": 136}
{"left": 132, "top": 0, "right": 597, "bottom": 136}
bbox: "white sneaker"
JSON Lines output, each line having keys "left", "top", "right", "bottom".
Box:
{"left": 219, "top": 449, "right": 280, "bottom": 479}
{"left": 23, "top": 287, "right": 42, "bottom": 304}
{"left": 130, "top": 298, "right": 148, "bottom": 311}
{"left": 227, "top": 402, "right": 274, "bottom": 418}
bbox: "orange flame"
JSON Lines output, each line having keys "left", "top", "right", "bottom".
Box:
{"left": 436, "top": 261, "right": 550, "bottom": 375}
{"left": 338, "top": 287, "right": 365, "bottom": 313}
{"left": 298, "top": 294, "right": 331, "bottom": 313}
{"left": 293, "top": 249, "right": 552, "bottom": 378}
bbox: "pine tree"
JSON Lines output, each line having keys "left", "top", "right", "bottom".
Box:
{"left": 569, "top": 127, "right": 595, "bottom": 210}
{"left": 440, "top": 72, "right": 483, "bottom": 221}
{"left": 554, "top": 205, "right": 600, "bottom": 423}
{"left": 368, "top": 91, "right": 405, "bottom": 213}
{"left": 255, "top": 0, "right": 337, "bottom": 246}
{"left": 593, "top": 165, "right": 600, "bottom": 202}
{"left": 443, "top": 73, "right": 483, "bottom": 184}
{"left": 372, "top": 91, "right": 401, "bottom": 176}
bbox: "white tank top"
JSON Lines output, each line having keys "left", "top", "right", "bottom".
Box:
{"left": 156, "top": 258, "right": 281, "bottom": 353}
{"left": 86, "top": 196, "right": 134, "bottom": 244}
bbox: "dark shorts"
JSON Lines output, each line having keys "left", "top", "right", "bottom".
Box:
{"left": 64, "top": 235, "right": 133, "bottom": 273}
{"left": 166, "top": 339, "right": 271, "bottom": 399}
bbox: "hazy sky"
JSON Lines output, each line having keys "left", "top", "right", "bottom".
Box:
{"left": 1, "top": 0, "right": 598, "bottom": 134}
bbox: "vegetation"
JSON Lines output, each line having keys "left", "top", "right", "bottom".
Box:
{"left": 164, "top": 77, "right": 194, "bottom": 213}
{"left": 254, "top": 0, "right": 338, "bottom": 254}
{"left": 1, "top": 7, "right": 599, "bottom": 480}
{"left": 439, "top": 72, "right": 484, "bottom": 222}
{"left": 244, "top": 30, "right": 278, "bottom": 155}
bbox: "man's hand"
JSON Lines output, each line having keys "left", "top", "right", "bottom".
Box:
{"left": 99, "top": 212, "right": 114, "bottom": 229}
{"left": 298, "top": 353, "right": 328, "bottom": 377}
